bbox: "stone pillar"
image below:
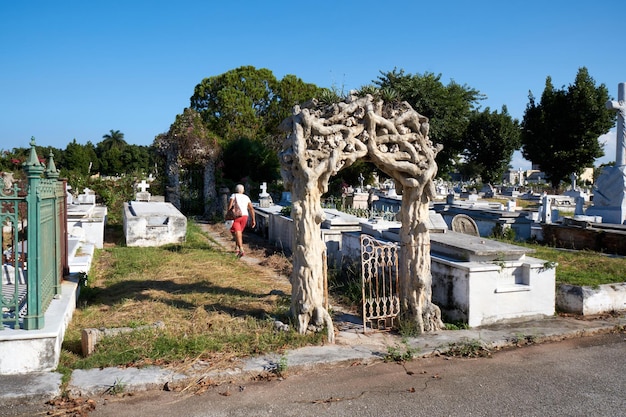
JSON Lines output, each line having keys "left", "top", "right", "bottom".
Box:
{"left": 607, "top": 82, "right": 626, "bottom": 167}
{"left": 219, "top": 187, "right": 230, "bottom": 217}
{"left": 541, "top": 194, "right": 552, "bottom": 224}
{"left": 586, "top": 83, "right": 626, "bottom": 224}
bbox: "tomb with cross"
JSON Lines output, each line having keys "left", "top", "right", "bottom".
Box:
{"left": 135, "top": 179, "right": 151, "bottom": 202}
{"left": 258, "top": 181, "right": 273, "bottom": 208}
{"left": 587, "top": 82, "right": 626, "bottom": 224}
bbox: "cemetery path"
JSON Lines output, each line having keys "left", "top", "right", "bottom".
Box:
{"left": 197, "top": 221, "right": 363, "bottom": 328}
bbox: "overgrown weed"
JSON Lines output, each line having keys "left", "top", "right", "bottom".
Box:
{"left": 60, "top": 220, "right": 324, "bottom": 372}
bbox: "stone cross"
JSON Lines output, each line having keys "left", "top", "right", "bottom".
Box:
{"left": 137, "top": 180, "right": 150, "bottom": 193}
{"left": 606, "top": 82, "right": 626, "bottom": 166}
{"left": 259, "top": 181, "right": 269, "bottom": 197}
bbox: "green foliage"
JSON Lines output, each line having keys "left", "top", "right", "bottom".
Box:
{"left": 274, "top": 354, "right": 288, "bottom": 377}
{"left": 85, "top": 176, "right": 137, "bottom": 225}
{"left": 156, "top": 108, "right": 220, "bottom": 165}
{"left": 328, "top": 260, "right": 363, "bottom": 308}
{"left": 374, "top": 68, "right": 486, "bottom": 178}
{"left": 513, "top": 241, "right": 626, "bottom": 287}
{"left": 490, "top": 224, "right": 516, "bottom": 241}
{"left": 396, "top": 318, "right": 421, "bottom": 337}
{"left": 221, "top": 137, "right": 280, "bottom": 185}
{"left": 104, "top": 378, "right": 126, "bottom": 395}
{"left": 521, "top": 67, "right": 614, "bottom": 187}
{"left": 279, "top": 205, "right": 292, "bottom": 217}
{"left": 444, "top": 321, "right": 470, "bottom": 330}
{"left": 190, "top": 66, "right": 279, "bottom": 143}
{"left": 384, "top": 338, "right": 419, "bottom": 362}
{"left": 317, "top": 88, "right": 345, "bottom": 105}
{"left": 444, "top": 339, "right": 491, "bottom": 358}
{"left": 463, "top": 106, "right": 521, "bottom": 184}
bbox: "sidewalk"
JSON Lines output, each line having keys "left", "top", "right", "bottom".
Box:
{"left": 2, "top": 225, "right": 625, "bottom": 405}
{"left": 3, "top": 311, "right": 625, "bottom": 405}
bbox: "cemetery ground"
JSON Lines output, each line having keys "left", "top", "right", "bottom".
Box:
{"left": 58, "top": 217, "right": 626, "bottom": 380}
{"left": 58, "top": 221, "right": 325, "bottom": 387}
{"left": 7, "top": 216, "right": 626, "bottom": 416}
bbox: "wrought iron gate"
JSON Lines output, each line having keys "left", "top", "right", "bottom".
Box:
{"left": 360, "top": 234, "right": 400, "bottom": 332}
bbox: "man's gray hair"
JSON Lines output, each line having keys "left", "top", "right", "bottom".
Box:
{"left": 235, "top": 184, "right": 244, "bottom": 193}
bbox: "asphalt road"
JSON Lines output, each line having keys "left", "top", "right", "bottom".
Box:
{"left": 55, "top": 332, "right": 626, "bottom": 417}
{"left": 3, "top": 332, "right": 624, "bottom": 416}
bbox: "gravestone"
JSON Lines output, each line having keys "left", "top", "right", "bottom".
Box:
{"left": 135, "top": 179, "right": 151, "bottom": 202}
{"left": 451, "top": 214, "right": 480, "bottom": 236}
{"left": 76, "top": 187, "right": 95, "bottom": 205}
{"left": 258, "top": 182, "right": 273, "bottom": 208}
{"left": 586, "top": 82, "right": 626, "bottom": 224}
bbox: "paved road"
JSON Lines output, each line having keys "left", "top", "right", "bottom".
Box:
{"left": 48, "top": 332, "right": 622, "bottom": 417}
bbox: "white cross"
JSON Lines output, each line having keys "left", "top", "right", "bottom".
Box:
{"left": 260, "top": 182, "right": 268, "bottom": 196}
{"left": 606, "top": 82, "right": 626, "bottom": 166}
{"left": 137, "top": 180, "right": 150, "bottom": 193}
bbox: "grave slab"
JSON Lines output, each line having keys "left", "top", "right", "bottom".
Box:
{"left": 123, "top": 201, "right": 187, "bottom": 247}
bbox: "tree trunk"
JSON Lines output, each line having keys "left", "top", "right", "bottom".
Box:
{"left": 398, "top": 186, "right": 444, "bottom": 333}
{"left": 289, "top": 179, "right": 335, "bottom": 342}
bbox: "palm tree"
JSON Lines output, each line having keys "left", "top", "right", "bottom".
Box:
{"left": 101, "top": 130, "right": 127, "bottom": 151}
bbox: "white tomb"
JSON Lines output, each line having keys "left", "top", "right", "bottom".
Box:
{"left": 123, "top": 201, "right": 187, "bottom": 247}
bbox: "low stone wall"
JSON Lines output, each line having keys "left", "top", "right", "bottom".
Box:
{"left": 541, "top": 222, "right": 626, "bottom": 255}
{"left": 557, "top": 283, "right": 626, "bottom": 315}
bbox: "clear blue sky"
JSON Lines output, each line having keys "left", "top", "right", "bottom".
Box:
{"left": 1, "top": 0, "right": 623, "bottom": 170}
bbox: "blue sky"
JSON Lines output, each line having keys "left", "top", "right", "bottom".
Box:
{"left": 1, "top": 0, "right": 623, "bottom": 170}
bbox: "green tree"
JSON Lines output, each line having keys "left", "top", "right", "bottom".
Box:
{"left": 190, "top": 66, "right": 278, "bottom": 144}
{"left": 119, "top": 144, "right": 154, "bottom": 176}
{"left": 266, "top": 74, "right": 323, "bottom": 151}
{"left": 97, "top": 130, "right": 128, "bottom": 176}
{"left": 190, "top": 66, "right": 321, "bottom": 151}
{"left": 64, "top": 139, "right": 97, "bottom": 175}
{"left": 463, "top": 106, "right": 521, "bottom": 184}
{"left": 221, "top": 137, "right": 280, "bottom": 186}
{"left": 521, "top": 67, "right": 614, "bottom": 188}
{"left": 99, "top": 146, "right": 125, "bottom": 176}
{"left": 374, "top": 69, "right": 485, "bottom": 177}
{"left": 100, "top": 129, "right": 127, "bottom": 151}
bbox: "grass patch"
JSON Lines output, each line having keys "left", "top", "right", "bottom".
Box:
{"left": 60, "top": 221, "right": 323, "bottom": 372}
{"left": 515, "top": 242, "right": 626, "bottom": 287}
{"left": 384, "top": 338, "right": 419, "bottom": 362}
{"left": 444, "top": 339, "right": 491, "bottom": 358}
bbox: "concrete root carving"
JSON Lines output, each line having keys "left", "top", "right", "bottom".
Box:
{"left": 279, "top": 94, "right": 444, "bottom": 340}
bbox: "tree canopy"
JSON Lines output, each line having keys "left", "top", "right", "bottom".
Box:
{"left": 521, "top": 67, "right": 615, "bottom": 187}
{"left": 188, "top": 66, "right": 322, "bottom": 186}
{"left": 463, "top": 106, "right": 521, "bottom": 184}
{"left": 374, "top": 69, "right": 486, "bottom": 177}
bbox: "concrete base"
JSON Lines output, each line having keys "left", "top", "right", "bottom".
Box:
{"left": 557, "top": 283, "right": 626, "bottom": 315}
{"left": 123, "top": 201, "right": 187, "bottom": 247}
{"left": 0, "top": 278, "right": 78, "bottom": 374}
{"left": 587, "top": 165, "right": 626, "bottom": 224}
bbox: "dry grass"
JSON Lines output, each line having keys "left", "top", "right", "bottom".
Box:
{"left": 59, "top": 221, "right": 323, "bottom": 373}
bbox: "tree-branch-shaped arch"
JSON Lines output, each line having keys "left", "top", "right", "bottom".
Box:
{"left": 279, "top": 94, "right": 444, "bottom": 342}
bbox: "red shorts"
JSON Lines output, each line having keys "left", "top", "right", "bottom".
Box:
{"left": 230, "top": 215, "right": 248, "bottom": 233}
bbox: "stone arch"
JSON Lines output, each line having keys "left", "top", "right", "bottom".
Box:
{"left": 279, "top": 94, "right": 445, "bottom": 342}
